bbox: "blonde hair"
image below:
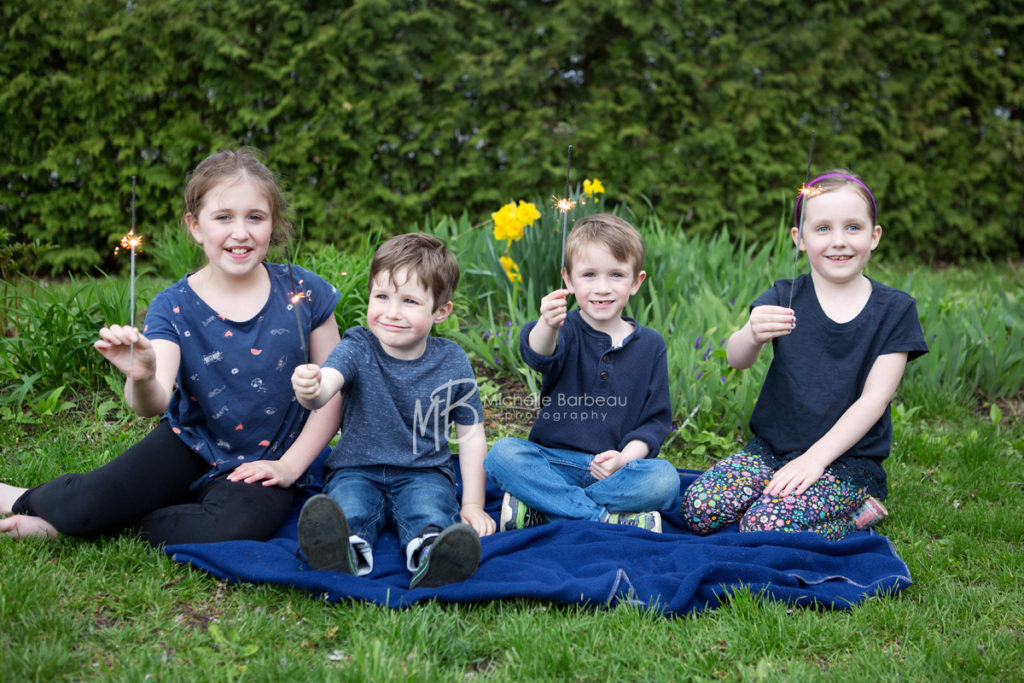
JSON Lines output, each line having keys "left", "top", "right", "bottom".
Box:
{"left": 564, "top": 213, "right": 645, "bottom": 276}
{"left": 797, "top": 168, "right": 877, "bottom": 225}
{"left": 370, "top": 233, "right": 460, "bottom": 311}
{"left": 181, "top": 147, "right": 294, "bottom": 241}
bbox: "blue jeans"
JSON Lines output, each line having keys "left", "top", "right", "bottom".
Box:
{"left": 321, "top": 464, "right": 460, "bottom": 549}
{"left": 484, "top": 437, "right": 680, "bottom": 522}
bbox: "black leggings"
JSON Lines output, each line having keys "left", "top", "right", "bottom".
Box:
{"left": 12, "top": 420, "right": 294, "bottom": 547}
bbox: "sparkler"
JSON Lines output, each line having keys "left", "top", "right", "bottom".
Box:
{"left": 556, "top": 145, "right": 575, "bottom": 282}
{"left": 284, "top": 245, "right": 308, "bottom": 358}
{"left": 114, "top": 177, "right": 143, "bottom": 408}
{"left": 788, "top": 131, "right": 816, "bottom": 310}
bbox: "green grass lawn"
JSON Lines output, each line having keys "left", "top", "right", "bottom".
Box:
{"left": 2, "top": 404, "right": 1021, "bottom": 680}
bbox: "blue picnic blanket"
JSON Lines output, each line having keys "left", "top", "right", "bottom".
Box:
{"left": 165, "top": 466, "right": 912, "bottom": 616}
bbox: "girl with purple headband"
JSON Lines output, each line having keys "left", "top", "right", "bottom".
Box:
{"left": 682, "top": 168, "right": 928, "bottom": 540}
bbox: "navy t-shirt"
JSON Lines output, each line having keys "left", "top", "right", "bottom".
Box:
{"left": 323, "top": 327, "right": 483, "bottom": 475}
{"left": 144, "top": 263, "right": 341, "bottom": 488}
{"left": 748, "top": 274, "right": 928, "bottom": 497}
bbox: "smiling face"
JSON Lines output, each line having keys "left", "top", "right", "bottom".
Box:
{"left": 562, "top": 241, "right": 646, "bottom": 333}
{"left": 366, "top": 267, "right": 452, "bottom": 360}
{"left": 795, "top": 186, "right": 882, "bottom": 287}
{"left": 185, "top": 176, "right": 273, "bottom": 279}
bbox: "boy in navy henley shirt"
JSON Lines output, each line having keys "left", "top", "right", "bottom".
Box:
{"left": 485, "top": 214, "right": 679, "bottom": 532}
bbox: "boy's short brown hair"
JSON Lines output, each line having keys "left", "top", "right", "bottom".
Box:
{"left": 370, "top": 233, "right": 460, "bottom": 311}
{"left": 563, "top": 213, "right": 645, "bottom": 276}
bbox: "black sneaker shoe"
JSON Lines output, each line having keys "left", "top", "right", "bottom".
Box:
{"left": 498, "top": 492, "right": 547, "bottom": 532}
{"left": 409, "top": 523, "right": 481, "bottom": 589}
{"left": 297, "top": 494, "right": 357, "bottom": 574}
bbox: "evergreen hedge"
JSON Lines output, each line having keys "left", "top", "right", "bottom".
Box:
{"left": 2, "top": 0, "right": 1021, "bottom": 273}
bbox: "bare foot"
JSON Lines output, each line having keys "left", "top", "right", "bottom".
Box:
{"left": 0, "top": 514, "right": 59, "bottom": 539}
{"left": 0, "top": 482, "right": 28, "bottom": 515}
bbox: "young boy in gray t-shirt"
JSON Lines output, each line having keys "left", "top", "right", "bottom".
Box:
{"left": 290, "top": 233, "right": 494, "bottom": 589}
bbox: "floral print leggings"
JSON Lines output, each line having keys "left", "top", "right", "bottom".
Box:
{"left": 682, "top": 447, "right": 868, "bottom": 541}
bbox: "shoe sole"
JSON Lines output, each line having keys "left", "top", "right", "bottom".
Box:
{"left": 410, "top": 523, "right": 481, "bottom": 589}
{"left": 298, "top": 494, "right": 355, "bottom": 573}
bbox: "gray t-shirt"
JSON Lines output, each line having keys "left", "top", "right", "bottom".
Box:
{"left": 323, "top": 326, "right": 483, "bottom": 474}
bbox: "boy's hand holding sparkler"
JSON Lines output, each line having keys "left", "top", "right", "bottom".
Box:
{"left": 291, "top": 363, "right": 324, "bottom": 406}
{"left": 528, "top": 288, "right": 571, "bottom": 357}
{"left": 291, "top": 363, "right": 344, "bottom": 410}
{"left": 539, "top": 288, "right": 570, "bottom": 329}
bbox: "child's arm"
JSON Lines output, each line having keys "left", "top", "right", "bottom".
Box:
{"left": 455, "top": 422, "right": 496, "bottom": 537}
{"left": 230, "top": 318, "right": 343, "bottom": 488}
{"left": 765, "top": 351, "right": 909, "bottom": 497}
{"left": 94, "top": 325, "right": 179, "bottom": 417}
{"left": 292, "top": 364, "right": 345, "bottom": 410}
{"left": 591, "top": 439, "right": 649, "bottom": 480}
{"left": 527, "top": 288, "right": 570, "bottom": 356}
{"left": 726, "top": 305, "right": 796, "bottom": 369}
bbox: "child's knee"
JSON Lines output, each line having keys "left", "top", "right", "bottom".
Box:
{"left": 646, "top": 460, "right": 681, "bottom": 508}
{"left": 738, "top": 499, "right": 788, "bottom": 533}
{"left": 483, "top": 437, "right": 532, "bottom": 476}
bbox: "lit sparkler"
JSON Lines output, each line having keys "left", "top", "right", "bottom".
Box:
{"left": 788, "top": 131, "right": 816, "bottom": 310}
{"left": 557, "top": 145, "right": 574, "bottom": 281}
{"left": 115, "top": 177, "right": 143, "bottom": 408}
{"left": 284, "top": 245, "right": 308, "bottom": 358}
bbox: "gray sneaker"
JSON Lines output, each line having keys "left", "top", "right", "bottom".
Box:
{"left": 297, "top": 494, "right": 357, "bottom": 574}
{"left": 498, "top": 492, "right": 547, "bottom": 532}
{"left": 409, "top": 523, "right": 481, "bottom": 589}
{"left": 607, "top": 511, "right": 663, "bottom": 533}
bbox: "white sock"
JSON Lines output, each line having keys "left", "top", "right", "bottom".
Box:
{"left": 350, "top": 535, "right": 373, "bottom": 576}
{"left": 404, "top": 532, "right": 439, "bottom": 572}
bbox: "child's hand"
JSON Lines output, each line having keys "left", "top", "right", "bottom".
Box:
{"left": 591, "top": 450, "right": 628, "bottom": 480}
{"left": 748, "top": 305, "right": 796, "bottom": 344}
{"left": 538, "top": 289, "right": 570, "bottom": 329}
{"left": 94, "top": 325, "right": 156, "bottom": 381}
{"left": 228, "top": 459, "right": 300, "bottom": 488}
{"left": 291, "top": 363, "right": 323, "bottom": 403}
{"left": 764, "top": 453, "right": 825, "bottom": 497}
{"left": 460, "top": 503, "right": 496, "bottom": 537}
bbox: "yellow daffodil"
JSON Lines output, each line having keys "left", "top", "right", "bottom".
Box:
{"left": 583, "top": 178, "right": 605, "bottom": 198}
{"left": 500, "top": 255, "right": 522, "bottom": 283}
{"left": 492, "top": 202, "right": 521, "bottom": 242}
{"left": 514, "top": 200, "right": 540, "bottom": 226}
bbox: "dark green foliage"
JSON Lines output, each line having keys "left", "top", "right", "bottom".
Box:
{"left": 2, "top": 0, "right": 1021, "bottom": 274}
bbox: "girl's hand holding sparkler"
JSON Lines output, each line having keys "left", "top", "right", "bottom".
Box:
{"left": 747, "top": 305, "right": 796, "bottom": 344}
{"left": 94, "top": 325, "right": 155, "bottom": 379}
{"left": 726, "top": 305, "right": 796, "bottom": 370}
{"left": 94, "top": 324, "right": 177, "bottom": 417}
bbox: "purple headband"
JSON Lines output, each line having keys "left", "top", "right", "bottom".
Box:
{"left": 793, "top": 173, "right": 878, "bottom": 227}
